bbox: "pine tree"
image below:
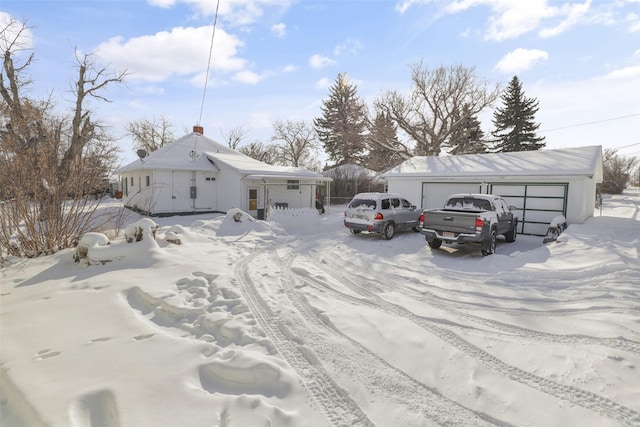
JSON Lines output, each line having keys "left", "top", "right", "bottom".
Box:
{"left": 448, "top": 104, "right": 488, "bottom": 155}
{"left": 491, "top": 76, "right": 545, "bottom": 152}
{"left": 314, "top": 73, "right": 368, "bottom": 165}
{"left": 365, "top": 111, "right": 406, "bottom": 171}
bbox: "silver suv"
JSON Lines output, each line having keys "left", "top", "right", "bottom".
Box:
{"left": 343, "top": 192, "right": 421, "bottom": 239}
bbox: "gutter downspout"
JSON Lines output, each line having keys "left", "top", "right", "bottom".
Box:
{"left": 262, "top": 178, "right": 268, "bottom": 220}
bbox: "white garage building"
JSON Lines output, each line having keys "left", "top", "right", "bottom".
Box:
{"left": 381, "top": 146, "right": 603, "bottom": 235}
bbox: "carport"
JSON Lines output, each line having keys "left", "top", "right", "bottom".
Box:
{"left": 382, "top": 146, "right": 603, "bottom": 236}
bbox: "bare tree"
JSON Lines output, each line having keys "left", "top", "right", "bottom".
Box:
{"left": 221, "top": 125, "right": 249, "bottom": 150}
{"left": 1, "top": 19, "right": 126, "bottom": 257}
{"left": 601, "top": 149, "right": 638, "bottom": 194}
{"left": 271, "top": 119, "right": 320, "bottom": 170}
{"left": 375, "top": 62, "right": 500, "bottom": 156}
{"left": 238, "top": 141, "right": 279, "bottom": 164}
{"left": 322, "top": 164, "right": 383, "bottom": 204}
{"left": 126, "top": 115, "right": 175, "bottom": 154}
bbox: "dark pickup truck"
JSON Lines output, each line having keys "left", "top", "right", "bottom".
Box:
{"left": 418, "top": 194, "right": 518, "bottom": 255}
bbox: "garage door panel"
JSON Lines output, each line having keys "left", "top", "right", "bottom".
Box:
{"left": 422, "top": 183, "right": 482, "bottom": 210}
{"left": 522, "top": 222, "right": 550, "bottom": 236}
{"left": 500, "top": 196, "right": 524, "bottom": 209}
{"left": 491, "top": 185, "right": 525, "bottom": 197}
{"left": 525, "top": 197, "right": 565, "bottom": 211}
{"left": 527, "top": 185, "right": 566, "bottom": 197}
{"left": 525, "top": 210, "right": 560, "bottom": 223}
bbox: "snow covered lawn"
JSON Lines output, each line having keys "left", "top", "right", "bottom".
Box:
{"left": 1, "top": 190, "right": 639, "bottom": 427}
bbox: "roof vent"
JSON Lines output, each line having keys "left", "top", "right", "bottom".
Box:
{"left": 193, "top": 125, "right": 204, "bottom": 135}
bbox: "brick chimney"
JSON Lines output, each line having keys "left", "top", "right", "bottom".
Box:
{"left": 193, "top": 125, "right": 204, "bottom": 135}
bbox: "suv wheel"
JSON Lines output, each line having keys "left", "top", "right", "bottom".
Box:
{"left": 383, "top": 222, "right": 396, "bottom": 240}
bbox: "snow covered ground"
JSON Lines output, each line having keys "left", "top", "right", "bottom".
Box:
{"left": 1, "top": 189, "right": 639, "bottom": 427}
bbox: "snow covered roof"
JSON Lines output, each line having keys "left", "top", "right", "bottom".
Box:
{"left": 381, "top": 146, "right": 603, "bottom": 180}
{"left": 115, "top": 132, "right": 323, "bottom": 180}
{"left": 211, "top": 152, "right": 323, "bottom": 180}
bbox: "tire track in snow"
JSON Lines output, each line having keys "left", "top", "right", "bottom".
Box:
{"left": 343, "top": 249, "right": 640, "bottom": 313}
{"left": 321, "top": 251, "right": 640, "bottom": 356}
{"left": 309, "top": 251, "right": 640, "bottom": 427}
{"left": 233, "top": 251, "right": 373, "bottom": 427}
{"left": 271, "top": 250, "right": 499, "bottom": 427}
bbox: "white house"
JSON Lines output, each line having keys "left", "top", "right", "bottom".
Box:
{"left": 381, "top": 146, "right": 603, "bottom": 235}
{"left": 115, "top": 126, "right": 330, "bottom": 218}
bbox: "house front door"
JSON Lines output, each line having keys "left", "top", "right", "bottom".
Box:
{"left": 248, "top": 188, "right": 259, "bottom": 218}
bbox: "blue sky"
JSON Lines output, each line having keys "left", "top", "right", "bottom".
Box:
{"left": 2, "top": 0, "right": 640, "bottom": 165}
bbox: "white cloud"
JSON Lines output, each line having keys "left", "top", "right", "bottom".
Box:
{"left": 282, "top": 64, "right": 297, "bottom": 73}
{"left": 333, "top": 38, "right": 363, "bottom": 56}
{"left": 315, "top": 77, "right": 330, "bottom": 89}
{"left": 309, "top": 54, "right": 336, "bottom": 69}
{"left": 95, "top": 26, "right": 246, "bottom": 82}
{"left": 539, "top": 0, "right": 591, "bottom": 37}
{"left": 271, "top": 23, "right": 286, "bottom": 38}
{"left": 158, "top": 0, "right": 293, "bottom": 27}
{"left": 147, "top": 0, "right": 176, "bottom": 7}
{"left": 603, "top": 64, "right": 640, "bottom": 80}
{"left": 483, "top": 1, "right": 557, "bottom": 41}
{"left": 399, "top": 0, "right": 598, "bottom": 41}
{"left": 127, "top": 99, "right": 148, "bottom": 109}
{"left": 395, "top": 0, "right": 421, "bottom": 14}
{"left": 495, "top": 48, "right": 549, "bottom": 74}
{"left": 627, "top": 13, "right": 640, "bottom": 32}
{"left": 135, "top": 85, "right": 166, "bottom": 95}
{"left": 0, "top": 12, "right": 34, "bottom": 51}
{"left": 233, "top": 69, "right": 262, "bottom": 84}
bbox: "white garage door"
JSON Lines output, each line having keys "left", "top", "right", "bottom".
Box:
{"left": 421, "top": 181, "right": 568, "bottom": 236}
{"left": 490, "top": 183, "right": 568, "bottom": 236}
{"left": 422, "top": 182, "right": 484, "bottom": 210}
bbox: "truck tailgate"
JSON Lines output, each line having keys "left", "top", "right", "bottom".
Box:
{"left": 423, "top": 210, "right": 477, "bottom": 233}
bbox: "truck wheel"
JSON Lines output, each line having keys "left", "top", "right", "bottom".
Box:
{"left": 428, "top": 238, "right": 442, "bottom": 249}
{"left": 350, "top": 229, "right": 361, "bottom": 235}
{"left": 482, "top": 231, "right": 496, "bottom": 256}
{"left": 505, "top": 223, "right": 517, "bottom": 243}
{"left": 383, "top": 222, "right": 396, "bottom": 240}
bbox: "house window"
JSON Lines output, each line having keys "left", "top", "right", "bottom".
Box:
{"left": 146, "top": 176, "right": 150, "bottom": 187}
{"left": 287, "top": 180, "right": 299, "bottom": 190}
{"left": 130, "top": 177, "right": 134, "bottom": 186}
{"left": 249, "top": 189, "right": 258, "bottom": 210}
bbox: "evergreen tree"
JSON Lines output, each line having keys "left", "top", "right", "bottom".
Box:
{"left": 314, "top": 73, "right": 368, "bottom": 165}
{"left": 491, "top": 76, "right": 545, "bottom": 152}
{"left": 365, "top": 110, "right": 407, "bottom": 171}
{"left": 448, "top": 104, "right": 488, "bottom": 155}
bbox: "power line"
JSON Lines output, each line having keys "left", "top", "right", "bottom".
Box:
{"left": 198, "top": 0, "right": 221, "bottom": 126}
{"left": 539, "top": 113, "right": 640, "bottom": 133}
{"left": 615, "top": 142, "right": 640, "bottom": 150}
